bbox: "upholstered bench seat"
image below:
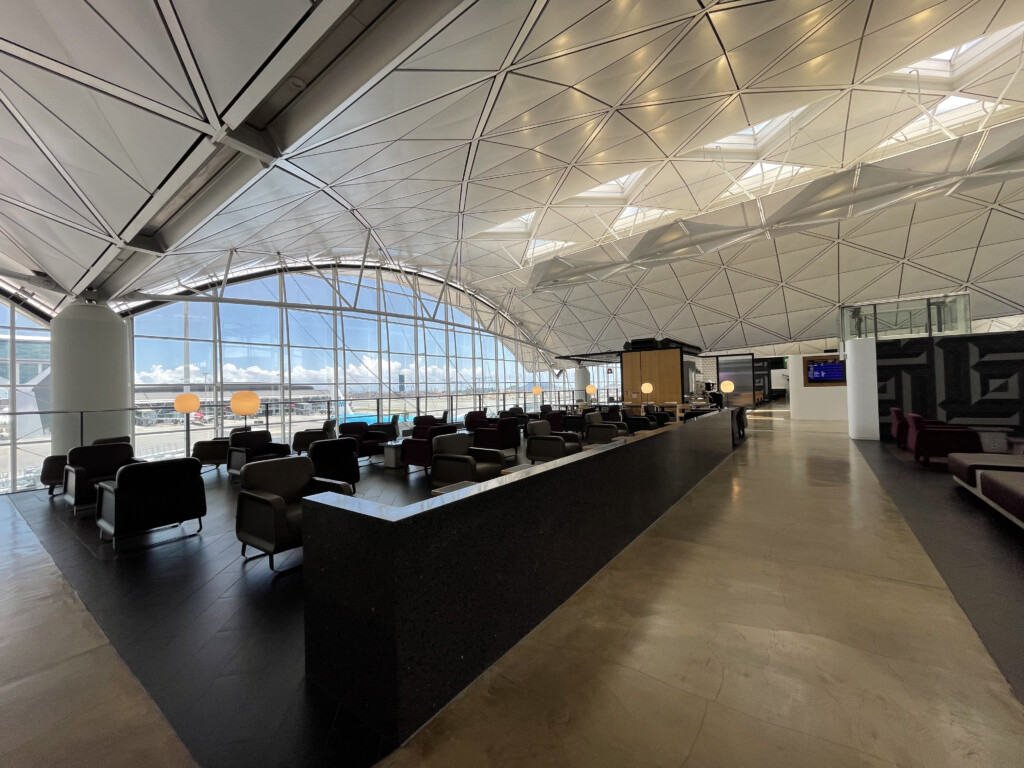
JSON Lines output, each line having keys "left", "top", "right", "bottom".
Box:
{"left": 978, "top": 471, "right": 1024, "bottom": 527}
{"left": 948, "top": 453, "right": 1024, "bottom": 487}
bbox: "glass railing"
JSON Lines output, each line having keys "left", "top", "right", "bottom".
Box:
{"left": 0, "top": 387, "right": 620, "bottom": 495}
{"left": 839, "top": 293, "right": 971, "bottom": 343}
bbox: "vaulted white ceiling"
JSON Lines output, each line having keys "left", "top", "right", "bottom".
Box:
{"left": 2, "top": 0, "right": 1024, "bottom": 360}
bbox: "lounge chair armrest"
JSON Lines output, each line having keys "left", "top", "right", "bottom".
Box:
{"left": 467, "top": 447, "right": 503, "bottom": 465}
{"left": 237, "top": 489, "right": 289, "bottom": 545}
{"left": 308, "top": 477, "right": 354, "bottom": 496}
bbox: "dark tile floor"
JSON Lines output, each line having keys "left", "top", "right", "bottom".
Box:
{"left": 857, "top": 441, "right": 1024, "bottom": 702}
{"left": 8, "top": 458, "right": 442, "bottom": 768}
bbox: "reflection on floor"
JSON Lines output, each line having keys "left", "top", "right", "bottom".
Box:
{"left": 5, "top": 414, "right": 1024, "bottom": 768}
{"left": 381, "top": 417, "right": 1024, "bottom": 767}
{"left": 0, "top": 490, "right": 195, "bottom": 767}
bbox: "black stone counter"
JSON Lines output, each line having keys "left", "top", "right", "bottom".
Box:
{"left": 302, "top": 409, "right": 734, "bottom": 747}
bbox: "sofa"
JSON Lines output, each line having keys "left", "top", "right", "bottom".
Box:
{"left": 63, "top": 442, "right": 141, "bottom": 514}
{"left": 40, "top": 435, "right": 131, "bottom": 495}
{"left": 226, "top": 430, "right": 290, "bottom": 480}
{"left": 429, "top": 433, "right": 503, "bottom": 488}
{"left": 307, "top": 437, "right": 361, "bottom": 487}
{"left": 236, "top": 456, "right": 353, "bottom": 571}
{"left": 906, "top": 413, "right": 982, "bottom": 465}
{"left": 96, "top": 457, "right": 206, "bottom": 548}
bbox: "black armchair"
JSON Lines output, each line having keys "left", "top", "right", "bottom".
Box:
{"left": 63, "top": 442, "right": 142, "bottom": 515}
{"left": 307, "top": 437, "right": 361, "bottom": 487}
{"left": 227, "top": 430, "right": 290, "bottom": 481}
{"left": 236, "top": 456, "right": 353, "bottom": 571}
{"left": 96, "top": 457, "right": 206, "bottom": 548}
{"left": 292, "top": 419, "right": 338, "bottom": 455}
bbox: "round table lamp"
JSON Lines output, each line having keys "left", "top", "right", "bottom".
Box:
{"left": 175, "top": 393, "right": 201, "bottom": 457}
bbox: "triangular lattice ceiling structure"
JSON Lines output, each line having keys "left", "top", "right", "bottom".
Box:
{"left": 2, "top": 0, "right": 1024, "bottom": 358}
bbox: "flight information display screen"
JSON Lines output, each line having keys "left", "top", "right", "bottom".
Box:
{"left": 804, "top": 357, "right": 845, "bottom": 386}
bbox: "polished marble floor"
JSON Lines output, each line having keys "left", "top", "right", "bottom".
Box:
{"left": 380, "top": 416, "right": 1024, "bottom": 767}
{"left": 4, "top": 416, "right": 1024, "bottom": 767}
{"left": 0, "top": 486, "right": 196, "bottom": 767}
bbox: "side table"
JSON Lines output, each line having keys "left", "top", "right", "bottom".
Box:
{"left": 383, "top": 440, "right": 405, "bottom": 468}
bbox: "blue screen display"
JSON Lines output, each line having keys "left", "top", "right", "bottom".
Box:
{"left": 807, "top": 361, "right": 845, "bottom": 383}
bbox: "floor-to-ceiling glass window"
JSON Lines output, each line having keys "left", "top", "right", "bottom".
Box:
{"left": 129, "top": 267, "right": 561, "bottom": 450}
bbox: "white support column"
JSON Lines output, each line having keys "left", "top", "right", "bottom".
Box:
{"left": 846, "top": 337, "right": 879, "bottom": 441}
{"left": 51, "top": 301, "right": 131, "bottom": 454}
{"left": 574, "top": 365, "right": 590, "bottom": 402}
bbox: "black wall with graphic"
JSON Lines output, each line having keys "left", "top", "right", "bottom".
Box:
{"left": 876, "top": 331, "right": 1024, "bottom": 434}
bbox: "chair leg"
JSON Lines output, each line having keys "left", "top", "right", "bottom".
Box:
{"left": 268, "top": 554, "right": 275, "bottom": 572}
{"left": 241, "top": 543, "right": 247, "bottom": 557}
{"left": 196, "top": 517, "right": 203, "bottom": 533}
{"left": 48, "top": 484, "right": 55, "bottom": 496}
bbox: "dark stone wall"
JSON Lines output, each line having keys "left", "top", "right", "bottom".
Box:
{"left": 302, "top": 410, "right": 735, "bottom": 747}
{"left": 877, "top": 331, "right": 1024, "bottom": 432}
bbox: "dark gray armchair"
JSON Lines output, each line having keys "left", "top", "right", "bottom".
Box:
{"left": 429, "top": 433, "right": 503, "bottom": 489}
{"left": 236, "top": 456, "right": 353, "bottom": 571}
{"left": 584, "top": 411, "right": 628, "bottom": 442}
{"left": 525, "top": 420, "right": 582, "bottom": 463}
{"left": 368, "top": 414, "right": 399, "bottom": 440}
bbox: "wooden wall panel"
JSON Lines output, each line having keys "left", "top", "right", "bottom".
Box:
{"left": 622, "top": 349, "right": 682, "bottom": 404}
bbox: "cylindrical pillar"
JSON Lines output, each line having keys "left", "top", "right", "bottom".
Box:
{"left": 574, "top": 366, "right": 590, "bottom": 402}
{"left": 51, "top": 301, "right": 131, "bottom": 454}
{"left": 846, "top": 338, "right": 879, "bottom": 440}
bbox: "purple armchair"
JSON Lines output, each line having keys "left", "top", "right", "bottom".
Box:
{"left": 400, "top": 423, "right": 458, "bottom": 473}
{"left": 464, "top": 410, "right": 491, "bottom": 432}
{"left": 473, "top": 416, "right": 521, "bottom": 456}
{"left": 339, "top": 421, "right": 389, "bottom": 459}
{"left": 906, "top": 413, "right": 982, "bottom": 465}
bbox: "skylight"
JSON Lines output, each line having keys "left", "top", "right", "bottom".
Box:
{"left": 723, "top": 162, "right": 806, "bottom": 198}
{"left": 877, "top": 96, "right": 1009, "bottom": 149}
{"left": 895, "top": 23, "right": 1024, "bottom": 78}
{"left": 474, "top": 211, "right": 536, "bottom": 238}
{"left": 705, "top": 108, "right": 806, "bottom": 150}
{"left": 525, "top": 239, "right": 572, "bottom": 262}
{"left": 578, "top": 170, "right": 647, "bottom": 199}
{"left": 612, "top": 206, "right": 675, "bottom": 232}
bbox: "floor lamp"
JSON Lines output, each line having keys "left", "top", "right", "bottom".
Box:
{"left": 174, "top": 393, "right": 200, "bottom": 457}
{"left": 641, "top": 382, "right": 654, "bottom": 406}
{"left": 230, "top": 391, "right": 261, "bottom": 447}
{"left": 720, "top": 380, "right": 735, "bottom": 408}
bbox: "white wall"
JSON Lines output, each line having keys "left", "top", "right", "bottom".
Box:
{"left": 770, "top": 369, "right": 789, "bottom": 391}
{"left": 789, "top": 354, "right": 849, "bottom": 422}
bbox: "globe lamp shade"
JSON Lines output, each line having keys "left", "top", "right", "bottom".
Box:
{"left": 641, "top": 382, "right": 654, "bottom": 394}
{"left": 720, "top": 380, "right": 735, "bottom": 393}
{"left": 585, "top": 384, "right": 597, "bottom": 395}
{"left": 532, "top": 385, "right": 543, "bottom": 395}
{"left": 174, "top": 393, "right": 201, "bottom": 414}
{"left": 230, "top": 390, "right": 261, "bottom": 416}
